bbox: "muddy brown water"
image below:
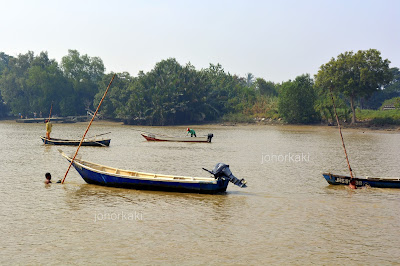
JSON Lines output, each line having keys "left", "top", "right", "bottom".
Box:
{"left": 1, "top": 121, "right": 399, "bottom": 264}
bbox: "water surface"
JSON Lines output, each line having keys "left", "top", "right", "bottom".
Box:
{"left": 0, "top": 121, "right": 399, "bottom": 264}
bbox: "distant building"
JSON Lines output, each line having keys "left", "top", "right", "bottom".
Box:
{"left": 382, "top": 104, "right": 396, "bottom": 110}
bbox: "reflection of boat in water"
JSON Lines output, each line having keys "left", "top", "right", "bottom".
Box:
{"left": 323, "top": 173, "right": 400, "bottom": 188}
{"left": 59, "top": 150, "right": 246, "bottom": 194}
{"left": 41, "top": 136, "right": 110, "bottom": 146}
{"left": 141, "top": 133, "right": 213, "bottom": 143}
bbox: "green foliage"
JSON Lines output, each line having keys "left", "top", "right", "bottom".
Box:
{"left": 255, "top": 78, "right": 278, "bottom": 96}
{"left": 61, "top": 49, "right": 105, "bottom": 114}
{"left": 94, "top": 59, "right": 261, "bottom": 125}
{"left": 0, "top": 50, "right": 103, "bottom": 118}
{"left": 94, "top": 72, "right": 134, "bottom": 119}
{"left": 0, "top": 48, "right": 397, "bottom": 127}
{"left": 356, "top": 109, "right": 400, "bottom": 122}
{"left": 379, "top": 67, "right": 400, "bottom": 94}
{"left": 0, "top": 51, "right": 69, "bottom": 116}
{"left": 380, "top": 97, "right": 400, "bottom": 110}
{"left": 0, "top": 52, "right": 11, "bottom": 76}
{"left": 245, "top": 73, "right": 255, "bottom": 87}
{"left": 241, "top": 95, "right": 279, "bottom": 119}
{"left": 369, "top": 117, "right": 400, "bottom": 126}
{"left": 221, "top": 113, "right": 254, "bottom": 123}
{"left": 278, "top": 74, "right": 319, "bottom": 124}
{"left": 0, "top": 91, "right": 9, "bottom": 117}
{"left": 315, "top": 49, "right": 393, "bottom": 123}
{"left": 363, "top": 67, "right": 400, "bottom": 109}
{"left": 314, "top": 85, "right": 351, "bottom": 122}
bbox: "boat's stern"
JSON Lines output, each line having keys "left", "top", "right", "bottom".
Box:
{"left": 203, "top": 163, "right": 247, "bottom": 188}
{"left": 323, "top": 172, "right": 339, "bottom": 185}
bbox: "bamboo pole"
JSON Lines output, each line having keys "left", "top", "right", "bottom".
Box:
{"left": 329, "top": 87, "right": 355, "bottom": 188}
{"left": 61, "top": 74, "right": 116, "bottom": 184}
{"left": 48, "top": 102, "right": 53, "bottom": 122}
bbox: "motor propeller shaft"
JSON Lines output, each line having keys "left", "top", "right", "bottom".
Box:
{"left": 203, "top": 163, "right": 247, "bottom": 188}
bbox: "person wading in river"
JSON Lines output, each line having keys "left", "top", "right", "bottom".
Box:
{"left": 44, "top": 172, "right": 52, "bottom": 184}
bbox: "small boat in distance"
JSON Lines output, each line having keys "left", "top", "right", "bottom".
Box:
{"left": 41, "top": 136, "right": 111, "bottom": 147}
{"left": 323, "top": 173, "right": 400, "bottom": 189}
{"left": 59, "top": 150, "right": 246, "bottom": 193}
{"left": 141, "top": 132, "right": 213, "bottom": 143}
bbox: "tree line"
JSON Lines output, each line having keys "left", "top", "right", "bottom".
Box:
{"left": 0, "top": 49, "right": 399, "bottom": 125}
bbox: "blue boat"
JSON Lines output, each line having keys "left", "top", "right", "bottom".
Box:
{"left": 41, "top": 136, "right": 110, "bottom": 146}
{"left": 60, "top": 150, "right": 247, "bottom": 193}
{"left": 323, "top": 173, "right": 400, "bottom": 188}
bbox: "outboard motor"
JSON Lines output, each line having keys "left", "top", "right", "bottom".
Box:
{"left": 203, "top": 163, "right": 247, "bottom": 188}
{"left": 207, "top": 133, "right": 213, "bottom": 143}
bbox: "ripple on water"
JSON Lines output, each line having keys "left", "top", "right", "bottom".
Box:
{"left": 1, "top": 122, "right": 400, "bottom": 264}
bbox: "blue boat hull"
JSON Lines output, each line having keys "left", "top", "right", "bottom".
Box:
{"left": 41, "top": 136, "right": 110, "bottom": 146}
{"left": 323, "top": 173, "right": 400, "bottom": 188}
{"left": 70, "top": 160, "right": 230, "bottom": 194}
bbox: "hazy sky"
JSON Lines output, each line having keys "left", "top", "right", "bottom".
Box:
{"left": 1, "top": 0, "right": 399, "bottom": 83}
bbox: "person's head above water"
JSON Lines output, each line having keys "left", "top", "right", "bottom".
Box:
{"left": 45, "top": 172, "right": 52, "bottom": 184}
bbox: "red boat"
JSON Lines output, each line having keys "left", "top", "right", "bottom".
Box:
{"left": 141, "top": 132, "right": 213, "bottom": 143}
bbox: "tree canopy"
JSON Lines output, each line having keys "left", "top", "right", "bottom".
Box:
{"left": 61, "top": 49, "right": 105, "bottom": 114}
{"left": 315, "top": 49, "right": 392, "bottom": 123}
{"left": 278, "top": 74, "right": 319, "bottom": 124}
{"left": 94, "top": 59, "right": 258, "bottom": 125}
{"left": 0, "top": 48, "right": 398, "bottom": 125}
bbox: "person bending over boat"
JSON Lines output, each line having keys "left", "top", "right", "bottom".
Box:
{"left": 44, "top": 172, "right": 52, "bottom": 184}
{"left": 45, "top": 119, "right": 52, "bottom": 139}
{"left": 187, "top": 128, "right": 196, "bottom": 137}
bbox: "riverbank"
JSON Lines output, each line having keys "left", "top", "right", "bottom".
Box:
{"left": 3, "top": 116, "right": 400, "bottom": 134}
{"left": 219, "top": 108, "right": 400, "bottom": 129}
{"left": 215, "top": 119, "right": 400, "bottom": 133}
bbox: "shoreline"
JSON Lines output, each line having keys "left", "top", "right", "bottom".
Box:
{"left": 2, "top": 118, "right": 400, "bottom": 133}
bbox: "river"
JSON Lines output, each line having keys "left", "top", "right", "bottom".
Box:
{"left": 0, "top": 120, "right": 399, "bottom": 265}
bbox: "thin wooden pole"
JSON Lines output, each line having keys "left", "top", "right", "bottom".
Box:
{"left": 48, "top": 102, "right": 53, "bottom": 122}
{"left": 329, "top": 87, "right": 355, "bottom": 184}
{"left": 61, "top": 74, "right": 116, "bottom": 184}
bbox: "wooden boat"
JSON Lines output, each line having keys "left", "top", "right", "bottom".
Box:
{"left": 141, "top": 133, "right": 213, "bottom": 143}
{"left": 59, "top": 150, "right": 247, "bottom": 193}
{"left": 16, "top": 116, "right": 87, "bottom": 123}
{"left": 41, "top": 136, "right": 111, "bottom": 146}
{"left": 323, "top": 173, "right": 400, "bottom": 188}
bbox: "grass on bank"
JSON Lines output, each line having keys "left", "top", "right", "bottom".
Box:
{"left": 356, "top": 109, "right": 400, "bottom": 125}
{"left": 221, "top": 96, "right": 280, "bottom": 123}
{"left": 221, "top": 108, "right": 400, "bottom": 125}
